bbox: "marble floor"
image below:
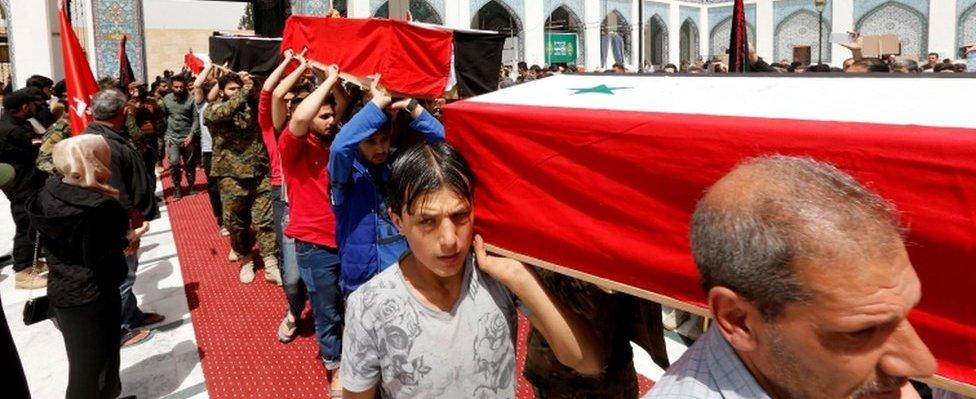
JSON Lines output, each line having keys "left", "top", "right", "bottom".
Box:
{"left": 1, "top": 182, "right": 208, "bottom": 399}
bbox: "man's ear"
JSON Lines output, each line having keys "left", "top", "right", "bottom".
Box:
{"left": 388, "top": 207, "right": 403, "bottom": 232}
{"left": 708, "top": 286, "right": 763, "bottom": 353}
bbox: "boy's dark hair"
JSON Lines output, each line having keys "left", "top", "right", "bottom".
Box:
{"left": 387, "top": 141, "right": 474, "bottom": 217}
{"left": 170, "top": 75, "right": 187, "bottom": 84}
{"left": 53, "top": 80, "right": 67, "bottom": 99}
{"left": 26, "top": 75, "right": 54, "bottom": 89}
{"left": 218, "top": 73, "right": 244, "bottom": 90}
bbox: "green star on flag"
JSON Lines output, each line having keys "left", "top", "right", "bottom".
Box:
{"left": 569, "top": 84, "right": 631, "bottom": 95}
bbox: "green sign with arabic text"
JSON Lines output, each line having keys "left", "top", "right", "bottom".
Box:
{"left": 545, "top": 33, "right": 578, "bottom": 64}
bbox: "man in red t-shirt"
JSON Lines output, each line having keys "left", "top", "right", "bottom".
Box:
{"left": 278, "top": 62, "right": 349, "bottom": 395}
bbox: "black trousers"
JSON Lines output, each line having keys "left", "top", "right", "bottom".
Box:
{"left": 10, "top": 198, "right": 37, "bottom": 272}
{"left": 54, "top": 293, "right": 122, "bottom": 399}
{"left": 0, "top": 294, "right": 30, "bottom": 398}
{"left": 201, "top": 152, "right": 223, "bottom": 227}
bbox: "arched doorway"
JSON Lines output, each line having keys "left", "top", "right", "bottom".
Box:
{"left": 545, "top": 5, "right": 584, "bottom": 65}
{"left": 775, "top": 10, "right": 831, "bottom": 64}
{"left": 679, "top": 18, "right": 700, "bottom": 66}
{"left": 601, "top": 10, "right": 631, "bottom": 68}
{"left": 856, "top": 1, "right": 927, "bottom": 58}
{"left": 472, "top": 0, "right": 523, "bottom": 65}
{"left": 374, "top": 0, "right": 443, "bottom": 24}
{"left": 644, "top": 14, "right": 668, "bottom": 67}
{"left": 710, "top": 16, "right": 756, "bottom": 59}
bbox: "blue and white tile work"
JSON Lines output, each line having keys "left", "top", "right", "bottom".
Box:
{"left": 774, "top": 0, "right": 832, "bottom": 62}
{"left": 601, "top": 0, "right": 635, "bottom": 23}
{"left": 92, "top": 0, "right": 147, "bottom": 82}
{"left": 645, "top": 1, "right": 671, "bottom": 22}
{"left": 854, "top": 0, "right": 929, "bottom": 57}
{"left": 959, "top": 0, "right": 976, "bottom": 50}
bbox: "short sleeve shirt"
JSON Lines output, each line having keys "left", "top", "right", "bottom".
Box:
{"left": 341, "top": 253, "right": 519, "bottom": 398}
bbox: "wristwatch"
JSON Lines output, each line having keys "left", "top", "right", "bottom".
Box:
{"left": 405, "top": 98, "right": 419, "bottom": 113}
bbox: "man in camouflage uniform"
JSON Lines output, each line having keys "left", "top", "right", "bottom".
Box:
{"left": 36, "top": 114, "right": 72, "bottom": 174}
{"left": 524, "top": 268, "right": 670, "bottom": 399}
{"left": 203, "top": 72, "right": 280, "bottom": 285}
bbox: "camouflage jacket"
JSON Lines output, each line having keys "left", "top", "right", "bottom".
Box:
{"left": 203, "top": 85, "right": 268, "bottom": 179}
{"left": 36, "top": 117, "right": 72, "bottom": 174}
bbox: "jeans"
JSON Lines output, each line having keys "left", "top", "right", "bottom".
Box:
{"left": 294, "top": 240, "right": 342, "bottom": 369}
{"left": 271, "top": 186, "right": 304, "bottom": 317}
{"left": 119, "top": 253, "right": 144, "bottom": 331}
{"left": 201, "top": 152, "right": 223, "bottom": 226}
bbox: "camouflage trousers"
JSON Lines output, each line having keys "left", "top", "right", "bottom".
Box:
{"left": 218, "top": 176, "right": 277, "bottom": 260}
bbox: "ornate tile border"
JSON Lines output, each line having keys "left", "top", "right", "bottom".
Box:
{"left": 92, "top": 0, "right": 146, "bottom": 81}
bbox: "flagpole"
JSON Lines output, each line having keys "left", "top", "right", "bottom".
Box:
{"left": 637, "top": 0, "right": 643, "bottom": 72}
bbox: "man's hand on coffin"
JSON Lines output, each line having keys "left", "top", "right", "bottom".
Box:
{"left": 390, "top": 98, "right": 423, "bottom": 120}
{"left": 238, "top": 72, "right": 254, "bottom": 90}
{"left": 473, "top": 234, "right": 527, "bottom": 285}
{"left": 368, "top": 75, "right": 392, "bottom": 109}
{"left": 473, "top": 235, "right": 605, "bottom": 376}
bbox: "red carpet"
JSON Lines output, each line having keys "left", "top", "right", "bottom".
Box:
{"left": 164, "top": 169, "right": 652, "bottom": 397}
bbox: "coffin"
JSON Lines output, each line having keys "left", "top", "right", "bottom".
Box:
{"left": 444, "top": 74, "right": 976, "bottom": 394}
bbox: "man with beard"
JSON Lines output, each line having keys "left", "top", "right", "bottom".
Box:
{"left": 646, "top": 155, "right": 936, "bottom": 399}
{"left": 0, "top": 88, "right": 49, "bottom": 289}
{"left": 160, "top": 75, "right": 198, "bottom": 200}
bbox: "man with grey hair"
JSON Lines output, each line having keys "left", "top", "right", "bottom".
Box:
{"left": 83, "top": 88, "right": 162, "bottom": 347}
{"left": 646, "top": 155, "right": 936, "bottom": 399}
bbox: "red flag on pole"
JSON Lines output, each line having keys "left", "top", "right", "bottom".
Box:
{"left": 58, "top": 0, "right": 99, "bottom": 134}
{"left": 118, "top": 35, "right": 136, "bottom": 89}
{"left": 728, "top": 0, "right": 748, "bottom": 72}
{"left": 184, "top": 52, "right": 205, "bottom": 74}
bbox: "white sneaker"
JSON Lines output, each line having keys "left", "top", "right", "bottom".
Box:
{"left": 228, "top": 249, "right": 240, "bottom": 262}
{"left": 263, "top": 256, "right": 282, "bottom": 286}
{"left": 239, "top": 256, "right": 255, "bottom": 284}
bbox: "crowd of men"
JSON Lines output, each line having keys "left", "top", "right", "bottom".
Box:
{"left": 498, "top": 33, "right": 976, "bottom": 87}
{"left": 0, "top": 29, "right": 971, "bottom": 399}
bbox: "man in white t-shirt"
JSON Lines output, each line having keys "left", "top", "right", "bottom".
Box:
{"left": 341, "top": 141, "right": 603, "bottom": 398}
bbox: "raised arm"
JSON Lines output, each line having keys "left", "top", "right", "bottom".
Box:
{"left": 192, "top": 64, "right": 214, "bottom": 105}
{"left": 288, "top": 64, "right": 339, "bottom": 138}
{"left": 272, "top": 49, "right": 309, "bottom": 132}
{"left": 390, "top": 98, "right": 445, "bottom": 143}
{"left": 328, "top": 76, "right": 392, "bottom": 188}
{"left": 204, "top": 72, "right": 253, "bottom": 126}
{"left": 473, "top": 235, "right": 603, "bottom": 376}
{"left": 840, "top": 31, "right": 863, "bottom": 62}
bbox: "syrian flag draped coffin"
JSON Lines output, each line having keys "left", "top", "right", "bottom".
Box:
{"left": 281, "top": 16, "right": 505, "bottom": 98}
{"left": 444, "top": 74, "right": 976, "bottom": 389}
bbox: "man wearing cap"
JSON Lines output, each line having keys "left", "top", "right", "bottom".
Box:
{"left": 0, "top": 88, "right": 49, "bottom": 289}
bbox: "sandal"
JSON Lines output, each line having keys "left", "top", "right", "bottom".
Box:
{"left": 137, "top": 312, "right": 166, "bottom": 328}
{"left": 327, "top": 368, "right": 343, "bottom": 398}
{"left": 277, "top": 312, "right": 297, "bottom": 343}
{"left": 121, "top": 328, "right": 154, "bottom": 348}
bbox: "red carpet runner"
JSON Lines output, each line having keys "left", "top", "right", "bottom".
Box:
{"left": 165, "top": 170, "right": 652, "bottom": 397}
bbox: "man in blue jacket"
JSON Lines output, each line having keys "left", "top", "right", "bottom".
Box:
{"left": 328, "top": 76, "right": 444, "bottom": 294}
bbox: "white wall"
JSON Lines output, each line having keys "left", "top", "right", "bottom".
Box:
{"left": 9, "top": 0, "right": 60, "bottom": 87}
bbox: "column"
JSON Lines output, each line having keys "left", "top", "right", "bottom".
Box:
{"left": 584, "top": 0, "right": 601, "bottom": 69}
{"left": 699, "top": 6, "right": 708, "bottom": 60}
{"left": 631, "top": 0, "right": 641, "bottom": 68}
{"left": 928, "top": 0, "right": 957, "bottom": 58}
{"left": 830, "top": 0, "right": 854, "bottom": 66}
{"left": 668, "top": 2, "right": 680, "bottom": 66}
{"left": 524, "top": 0, "right": 545, "bottom": 66}
{"left": 348, "top": 0, "right": 370, "bottom": 18}
{"left": 756, "top": 0, "right": 774, "bottom": 61}
{"left": 445, "top": 0, "right": 469, "bottom": 29}
{"left": 10, "top": 0, "right": 60, "bottom": 84}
